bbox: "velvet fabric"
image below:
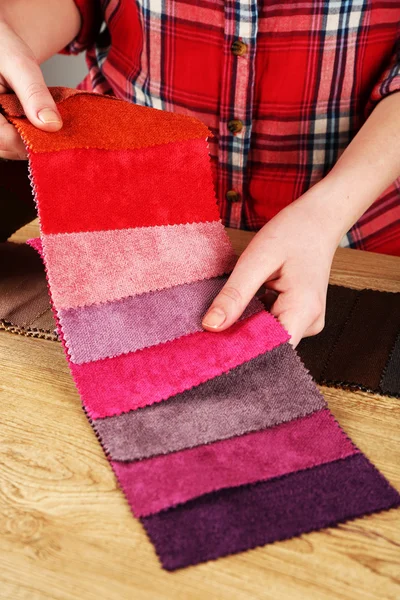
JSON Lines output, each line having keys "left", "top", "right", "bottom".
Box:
{"left": 3, "top": 90, "right": 399, "bottom": 572}
{"left": 71, "top": 310, "right": 289, "bottom": 418}
{"left": 297, "top": 285, "right": 400, "bottom": 395}
{"left": 0, "top": 160, "right": 36, "bottom": 242}
{"left": 31, "top": 143, "right": 221, "bottom": 234}
{"left": 321, "top": 289, "right": 400, "bottom": 390}
{"left": 0, "top": 243, "right": 53, "bottom": 329}
{"left": 2, "top": 93, "right": 210, "bottom": 153}
{"left": 379, "top": 333, "right": 400, "bottom": 397}
{"left": 43, "top": 221, "right": 236, "bottom": 309}
{"left": 112, "top": 409, "right": 358, "bottom": 517}
{"left": 93, "top": 344, "right": 326, "bottom": 461}
{"left": 60, "top": 277, "right": 261, "bottom": 364}
{"left": 142, "top": 454, "right": 400, "bottom": 570}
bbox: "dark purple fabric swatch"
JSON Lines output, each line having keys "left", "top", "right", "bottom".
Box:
{"left": 93, "top": 343, "right": 326, "bottom": 461}
{"left": 141, "top": 454, "right": 400, "bottom": 570}
{"left": 379, "top": 332, "right": 400, "bottom": 397}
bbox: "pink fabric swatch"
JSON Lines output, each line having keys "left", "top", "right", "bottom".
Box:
{"left": 70, "top": 310, "right": 289, "bottom": 418}
{"left": 113, "top": 409, "right": 358, "bottom": 517}
{"left": 59, "top": 277, "right": 262, "bottom": 364}
{"left": 42, "top": 221, "right": 236, "bottom": 310}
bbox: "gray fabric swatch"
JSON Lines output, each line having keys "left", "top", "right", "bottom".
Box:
{"left": 93, "top": 343, "right": 326, "bottom": 461}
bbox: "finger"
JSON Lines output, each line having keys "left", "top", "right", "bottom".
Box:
{"left": 202, "top": 248, "right": 279, "bottom": 331}
{"left": 0, "top": 28, "right": 62, "bottom": 131}
{"left": 0, "top": 113, "right": 27, "bottom": 159}
{"left": 270, "top": 290, "right": 324, "bottom": 348}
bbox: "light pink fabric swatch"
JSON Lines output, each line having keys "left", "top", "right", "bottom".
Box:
{"left": 70, "top": 310, "right": 289, "bottom": 418}
{"left": 112, "top": 409, "right": 359, "bottom": 517}
{"left": 42, "top": 221, "right": 236, "bottom": 310}
{"left": 60, "top": 277, "right": 262, "bottom": 364}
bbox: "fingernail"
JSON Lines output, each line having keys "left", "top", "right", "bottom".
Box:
{"left": 37, "top": 108, "right": 61, "bottom": 124}
{"left": 202, "top": 307, "right": 226, "bottom": 329}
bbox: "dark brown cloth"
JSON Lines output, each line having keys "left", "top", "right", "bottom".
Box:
{"left": 0, "top": 242, "right": 56, "bottom": 338}
{"left": 0, "top": 160, "right": 36, "bottom": 242}
{"left": 298, "top": 285, "right": 400, "bottom": 397}
{"left": 379, "top": 333, "right": 400, "bottom": 397}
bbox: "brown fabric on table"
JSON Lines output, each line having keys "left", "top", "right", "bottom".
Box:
{"left": 379, "top": 332, "right": 400, "bottom": 397}
{"left": 0, "top": 242, "right": 55, "bottom": 335}
{"left": 0, "top": 160, "right": 36, "bottom": 241}
{"left": 320, "top": 289, "right": 400, "bottom": 391}
{"left": 297, "top": 285, "right": 359, "bottom": 380}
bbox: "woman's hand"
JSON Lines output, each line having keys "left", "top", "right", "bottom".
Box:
{"left": 0, "top": 18, "right": 63, "bottom": 160}
{"left": 202, "top": 183, "right": 341, "bottom": 347}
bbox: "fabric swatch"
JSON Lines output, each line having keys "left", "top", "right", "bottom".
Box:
{"left": 92, "top": 344, "right": 326, "bottom": 461}
{"left": 142, "top": 454, "right": 400, "bottom": 570}
{"left": 43, "top": 221, "right": 235, "bottom": 309}
{"left": 113, "top": 409, "right": 358, "bottom": 517}
{"left": 0, "top": 242, "right": 52, "bottom": 328}
{"left": 31, "top": 143, "right": 220, "bottom": 234}
{"left": 379, "top": 332, "right": 400, "bottom": 397}
{"left": 70, "top": 310, "right": 289, "bottom": 418}
{"left": 60, "top": 277, "right": 261, "bottom": 364}
{"left": 1, "top": 91, "right": 210, "bottom": 153}
{"left": 298, "top": 285, "right": 400, "bottom": 397}
{"left": 0, "top": 160, "right": 36, "bottom": 242}
{"left": 3, "top": 89, "right": 399, "bottom": 572}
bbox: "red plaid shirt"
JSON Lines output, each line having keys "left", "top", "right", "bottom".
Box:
{"left": 69, "top": 0, "right": 400, "bottom": 255}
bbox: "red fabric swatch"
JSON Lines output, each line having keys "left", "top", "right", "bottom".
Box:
{"left": 31, "top": 143, "right": 220, "bottom": 234}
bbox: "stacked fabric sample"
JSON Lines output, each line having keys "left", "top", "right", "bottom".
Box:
{"left": 298, "top": 285, "right": 400, "bottom": 398}
{"left": 1, "top": 88, "right": 399, "bottom": 571}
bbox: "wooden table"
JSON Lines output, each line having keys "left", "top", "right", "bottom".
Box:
{"left": 1, "top": 222, "right": 399, "bottom": 600}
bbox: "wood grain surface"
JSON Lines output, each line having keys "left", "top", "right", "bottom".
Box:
{"left": 0, "top": 221, "right": 399, "bottom": 600}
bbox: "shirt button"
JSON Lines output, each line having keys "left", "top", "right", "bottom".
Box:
{"left": 226, "top": 190, "right": 240, "bottom": 203}
{"left": 231, "top": 40, "right": 248, "bottom": 57}
{"left": 227, "top": 119, "right": 244, "bottom": 134}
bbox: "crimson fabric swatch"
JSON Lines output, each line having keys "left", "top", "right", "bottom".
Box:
{"left": 60, "top": 277, "right": 261, "bottom": 364}
{"left": 42, "top": 221, "right": 235, "bottom": 309}
{"left": 92, "top": 344, "right": 326, "bottom": 461}
{"left": 142, "top": 454, "right": 400, "bottom": 571}
{"left": 298, "top": 285, "right": 400, "bottom": 397}
{"left": 31, "top": 143, "right": 220, "bottom": 234}
{"left": 70, "top": 310, "right": 289, "bottom": 418}
{"left": 3, "top": 90, "right": 399, "bottom": 572}
{"left": 112, "top": 409, "right": 358, "bottom": 517}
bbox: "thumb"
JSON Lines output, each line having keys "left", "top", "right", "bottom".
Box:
{"left": 0, "top": 24, "right": 62, "bottom": 131}
{"left": 202, "top": 252, "right": 270, "bottom": 332}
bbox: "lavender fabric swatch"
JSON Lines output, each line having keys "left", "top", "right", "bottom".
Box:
{"left": 93, "top": 343, "right": 326, "bottom": 461}
{"left": 112, "top": 409, "right": 358, "bottom": 517}
{"left": 379, "top": 332, "right": 400, "bottom": 397}
{"left": 142, "top": 454, "right": 400, "bottom": 570}
{"left": 60, "top": 276, "right": 262, "bottom": 364}
{"left": 43, "top": 220, "right": 236, "bottom": 310}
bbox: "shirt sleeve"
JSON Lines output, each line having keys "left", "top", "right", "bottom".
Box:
{"left": 62, "top": 0, "right": 103, "bottom": 55}
{"left": 367, "top": 42, "right": 400, "bottom": 113}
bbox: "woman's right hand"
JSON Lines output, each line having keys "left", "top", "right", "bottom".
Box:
{"left": 0, "top": 17, "right": 62, "bottom": 160}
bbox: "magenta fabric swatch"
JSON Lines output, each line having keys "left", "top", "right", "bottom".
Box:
{"left": 141, "top": 454, "right": 400, "bottom": 570}
{"left": 92, "top": 344, "right": 326, "bottom": 461}
{"left": 42, "top": 221, "right": 236, "bottom": 310}
{"left": 70, "top": 310, "right": 289, "bottom": 418}
{"left": 59, "top": 277, "right": 262, "bottom": 364}
{"left": 112, "top": 409, "right": 358, "bottom": 517}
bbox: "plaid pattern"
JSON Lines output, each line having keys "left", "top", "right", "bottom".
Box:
{"left": 69, "top": 0, "right": 400, "bottom": 254}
